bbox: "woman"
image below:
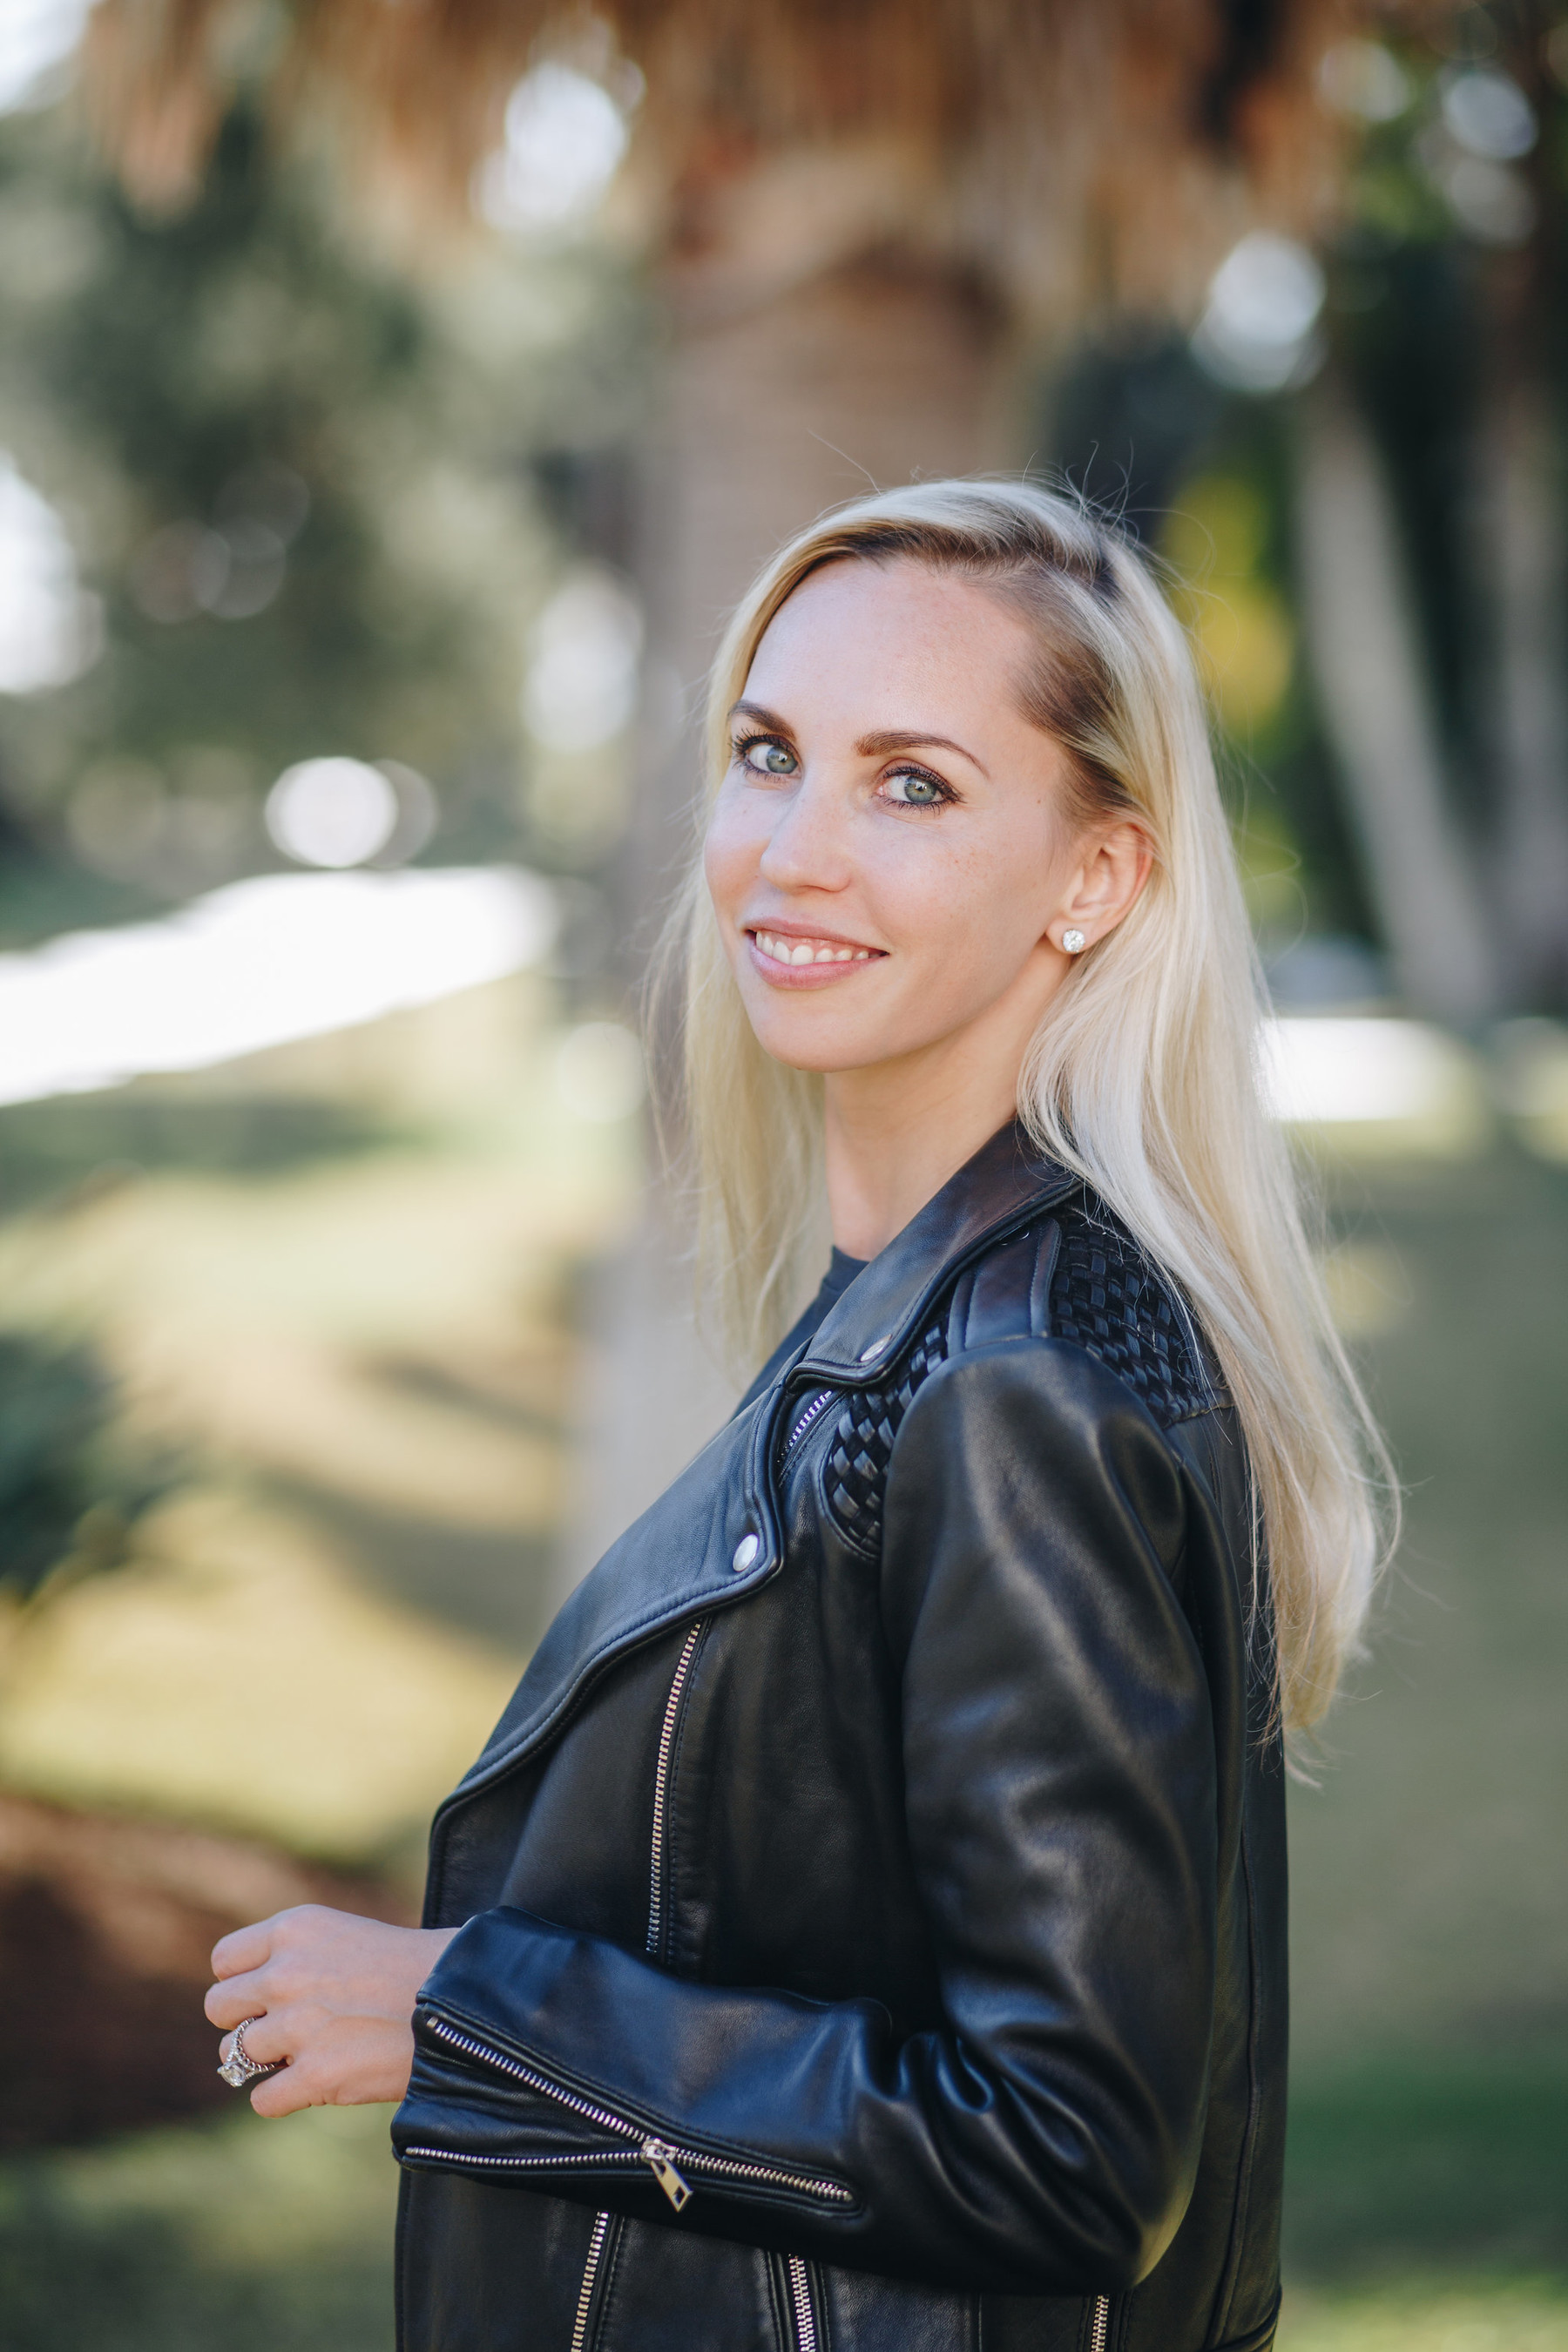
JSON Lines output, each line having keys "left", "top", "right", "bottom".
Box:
{"left": 207, "top": 481, "right": 1387, "bottom": 2352}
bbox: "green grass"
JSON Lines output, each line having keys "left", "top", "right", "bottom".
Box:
{"left": 0, "top": 1091, "right": 410, "bottom": 1213}
{"left": 0, "top": 2105, "right": 399, "bottom": 2352}
{"left": 1278, "top": 2280, "right": 1568, "bottom": 2352}
{"left": 1288, "top": 1146, "right": 1568, "bottom": 2074}
{"left": 1284, "top": 2047, "right": 1568, "bottom": 2284}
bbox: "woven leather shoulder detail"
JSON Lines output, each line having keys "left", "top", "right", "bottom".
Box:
{"left": 816, "top": 1204, "right": 1223, "bottom": 1556}
{"left": 823, "top": 1320, "right": 948, "bottom": 1556}
{"left": 1048, "top": 1198, "right": 1223, "bottom": 1427}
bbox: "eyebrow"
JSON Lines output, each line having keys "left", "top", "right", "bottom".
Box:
{"left": 855, "top": 727, "right": 988, "bottom": 779}
{"left": 728, "top": 700, "right": 794, "bottom": 738}
{"left": 727, "top": 703, "right": 989, "bottom": 779}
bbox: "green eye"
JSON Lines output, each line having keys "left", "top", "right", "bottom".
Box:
{"left": 739, "top": 737, "right": 797, "bottom": 776}
{"left": 885, "top": 769, "right": 945, "bottom": 805}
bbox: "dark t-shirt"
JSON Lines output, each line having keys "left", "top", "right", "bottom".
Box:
{"left": 734, "top": 1247, "right": 867, "bottom": 1415}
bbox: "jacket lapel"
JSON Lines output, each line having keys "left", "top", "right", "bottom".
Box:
{"left": 796, "top": 1123, "right": 1080, "bottom": 1379}
{"left": 440, "top": 1388, "right": 787, "bottom": 1805}
{"left": 437, "top": 1124, "right": 1079, "bottom": 1814}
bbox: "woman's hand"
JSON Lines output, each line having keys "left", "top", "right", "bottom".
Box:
{"left": 205, "top": 1905, "right": 459, "bottom": 2117}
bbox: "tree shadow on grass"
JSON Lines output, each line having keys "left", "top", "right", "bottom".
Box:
{"left": 265, "top": 1470, "right": 559, "bottom": 1650}
{"left": 0, "top": 1092, "right": 409, "bottom": 1218}
{"left": 1284, "top": 2042, "right": 1568, "bottom": 2285}
{"left": 0, "top": 2181, "right": 393, "bottom": 2352}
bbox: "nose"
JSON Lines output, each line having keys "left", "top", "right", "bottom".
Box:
{"left": 756, "top": 769, "right": 852, "bottom": 895}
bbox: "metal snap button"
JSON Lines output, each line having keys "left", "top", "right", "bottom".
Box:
{"left": 731, "top": 1531, "right": 760, "bottom": 1573}
{"left": 859, "top": 1335, "right": 891, "bottom": 1362}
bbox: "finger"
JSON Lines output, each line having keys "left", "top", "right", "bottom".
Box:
{"left": 206, "top": 1969, "right": 270, "bottom": 2031}
{"left": 221, "top": 2009, "right": 291, "bottom": 2069}
{"left": 212, "top": 1917, "right": 280, "bottom": 1979}
{"left": 250, "top": 2063, "right": 310, "bottom": 2120}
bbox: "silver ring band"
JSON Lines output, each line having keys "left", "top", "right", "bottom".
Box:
{"left": 218, "top": 2015, "right": 282, "bottom": 2089}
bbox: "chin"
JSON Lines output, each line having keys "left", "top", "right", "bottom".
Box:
{"left": 748, "top": 1010, "right": 916, "bottom": 1078}
{"left": 740, "top": 1001, "right": 863, "bottom": 1074}
{"left": 752, "top": 1030, "right": 855, "bottom": 1075}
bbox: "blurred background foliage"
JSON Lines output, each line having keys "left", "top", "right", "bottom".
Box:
{"left": 0, "top": 79, "right": 650, "bottom": 931}
{"left": 0, "top": 3, "right": 1564, "bottom": 2349}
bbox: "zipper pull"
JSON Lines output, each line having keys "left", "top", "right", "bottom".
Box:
{"left": 641, "top": 2138, "right": 693, "bottom": 2211}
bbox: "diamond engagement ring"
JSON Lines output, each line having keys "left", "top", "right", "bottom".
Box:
{"left": 218, "top": 2016, "right": 281, "bottom": 2089}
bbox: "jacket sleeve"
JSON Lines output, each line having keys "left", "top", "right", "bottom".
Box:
{"left": 392, "top": 1340, "right": 1219, "bottom": 2296}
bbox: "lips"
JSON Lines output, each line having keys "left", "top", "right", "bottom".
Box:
{"left": 749, "top": 927, "right": 880, "bottom": 969}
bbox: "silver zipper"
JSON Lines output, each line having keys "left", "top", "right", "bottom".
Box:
{"left": 640, "top": 2137, "right": 693, "bottom": 2210}
{"left": 647, "top": 1620, "right": 704, "bottom": 1960}
{"left": 1089, "top": 2294, "right": 1112, "bottom": 2352}
{"left": 781, "top": 1388, "right": 835, "bottom": 1463}
{"left": 570, "top": 2212, "right": 611, "bottom": 2352}
{"left": 403, "top": 2144, "right": 641, "bottom": 2177}
{"left": 787, "top": 2252, "right": 819, "bottom": 2352}
{"left": 417, "top": 2014, "right": 855, "bottom": 2212}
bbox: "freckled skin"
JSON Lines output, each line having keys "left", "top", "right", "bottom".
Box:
{"left": 703, "top": 560, "right": 1151, "bottom": 1255}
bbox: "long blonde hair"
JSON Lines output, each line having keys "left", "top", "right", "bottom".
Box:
{"left": 655, "top": 477, "right": 1391, "bottom": 1732}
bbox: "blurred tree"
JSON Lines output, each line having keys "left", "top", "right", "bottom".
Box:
{"left": 0, "top": 90, "right": 645, "bottom": 910}
{"left": 1463, "top": 10, "right": 1568, "bottom": 1004}
{"left": 1315, "top": 6, "right": 1568, "bottom": 1012}
{"left": 79, "top": 0, "right": 1360, "bottom": 922}
{"left": 51, "top": 0, "right": 1568, "bottom": 1019}
{"left": 0, "top": 1331, "right": 167, "bottom": 1601}
{"left": 87, "top": 0, "right": 1568, "bottom": 1022}
{"left": 1038, "top": 10, "right": 1568, "bottom": 1019}
{"left": 1294, "top": 364, "right": 1501, "bottom": 1020}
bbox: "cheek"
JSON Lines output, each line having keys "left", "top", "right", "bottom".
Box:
{"left": 701, "top": 792, "right": 762, "bottom": 929}
{"left": 879, "top": 822, "right": 1054, "bottom": 985}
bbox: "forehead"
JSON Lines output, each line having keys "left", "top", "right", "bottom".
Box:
{"left": 745, "top": 559, "right": 1033, "bottom": 700}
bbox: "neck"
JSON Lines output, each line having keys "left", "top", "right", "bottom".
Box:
{"left": 822, "top": 1051, "right": 1023, "bottom": 1261}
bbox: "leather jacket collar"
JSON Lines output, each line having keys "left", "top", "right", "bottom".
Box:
{"left": 436, "top": 1123, "right": 1080, "bottom": 1814}
{"left": 794, "top": 1121, "right": 1080, "bottom": 1380}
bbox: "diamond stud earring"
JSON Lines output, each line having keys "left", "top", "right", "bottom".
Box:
{"left": 1061, "top": 928, "right": 1086, "bottom": 954}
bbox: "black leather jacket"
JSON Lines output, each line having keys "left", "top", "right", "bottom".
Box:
{"left": 392, "top": 1124, "right": 1287, "bottom": 2352}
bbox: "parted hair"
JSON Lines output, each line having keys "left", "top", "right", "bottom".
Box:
{"left": 654, "top": 477, "right": 1391, "bottom": 1733}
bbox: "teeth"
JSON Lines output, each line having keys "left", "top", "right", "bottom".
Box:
{"left": 754, "top": 929, "right": 875, "bottom": 967}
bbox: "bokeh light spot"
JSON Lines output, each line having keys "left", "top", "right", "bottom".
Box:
{"left": 0, "top": 453, "right": 100, "bottom": 692}
{"left": 266, "top": 759, "right": 401, "bottom": 868}
{"left": 1191, "top": 234, "right": 1325, "bottom": 395}
{"left": 1317, "top": 40, "right": 1412, "bottom": 125}
{"left": 0, "top": 0, "right": 94, "bottom": 115}
{"left": 1441, "top": 66, "right": 1537, "bottom": 162}
{"left": 473, "top": 64, "right": 632, "bottom": 234}
{"left": 523, "top": 569, "right": 643, "bottom": 753}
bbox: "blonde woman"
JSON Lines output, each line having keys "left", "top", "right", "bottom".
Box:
{"left": 206, "top": 481, "right": 1387, "bottom": 2352}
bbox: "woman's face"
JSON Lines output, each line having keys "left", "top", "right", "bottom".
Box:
{"left": 704, "top": 558, "right": 1139, "bottom": 1085}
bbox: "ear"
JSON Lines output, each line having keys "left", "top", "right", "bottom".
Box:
{"left": 1045, "top": 819, "right": 1153, "bottom": 956}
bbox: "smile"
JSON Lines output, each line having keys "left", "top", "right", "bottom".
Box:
{"left": 749, "top": 928, "right": 880, "bottom": 969}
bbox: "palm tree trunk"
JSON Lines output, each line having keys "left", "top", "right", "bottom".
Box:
{"left": 1294, "top": 372, "right": 1502, "bottom": 1026}
{"left": 555, "top": 259, "right": 1006, "bottom": 1596}
{"left": 1471, "top": 379, "right": 1568, "bottom": 1006}
{"left": 628, "top": 256, "right": 1006, "bottom": 910}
